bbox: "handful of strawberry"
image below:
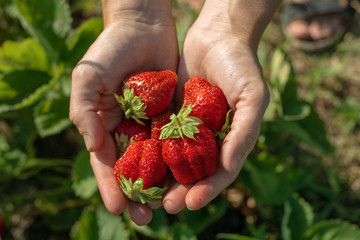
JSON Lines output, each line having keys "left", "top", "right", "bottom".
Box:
{"left": 113, "top": 71, "right": 231, "bottom": 204}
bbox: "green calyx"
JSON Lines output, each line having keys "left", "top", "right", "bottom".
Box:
{"left": 115, "top": 133, "right": 135, "bottom": 156}
{"left": 117, "top": 172, "right": 167, "bottom": 205}
{"left": 114, "top": 84, "right": 149, "bottom": 125}
{"left": 160, "top": 100, "right": 203, "bottom": 140}
{"left": 215, "top": 109, "right": 232, "bottom": 139}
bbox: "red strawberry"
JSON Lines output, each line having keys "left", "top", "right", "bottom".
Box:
{"left": 0, "top": 216, "right": 4, "bottom": 237}
{"left": 151, "top": 111, "right": 172, "bottom": 141}
{"left": 160, "top": 102, "right": 218, "bottom": 184}
{"left": 182, "top": 76, "right": 228, "bottom": 133}
{"left": 114, "top": 119, "right": 150, "bottom": 156}
{"left": 114, "top": 139, "right": 168, "bottom": 204}
{"left": 115, "top": 70, "right": 177, "bottom": 125}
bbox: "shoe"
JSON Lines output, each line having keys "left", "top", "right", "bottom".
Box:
{"left": 281, "top": 0, "right": 355, "bottom": 52}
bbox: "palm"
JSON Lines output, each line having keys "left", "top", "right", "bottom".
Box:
{"left": 163, "top": 26, "right": 269, "bottom": 213}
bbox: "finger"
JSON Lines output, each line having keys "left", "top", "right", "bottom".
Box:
{"left": 70, "top": 62, "right": 105, "bottom": 151}
{"left": 185, "top": 168, "right": 236, "bottom": 210}
{"left": 148, "top": 203, "right": 162, "bottom": 210}
{"left": 90, "top": 133, "right": 127, "bottom": 215}
{"left": 221, "top": 83, "right": 269, "bottom": 173}
{"left": 127, "top": 201, "right": 153, "bottom": 226}
{"left": 163, "top": 181, "right": 192, "bottom": 214}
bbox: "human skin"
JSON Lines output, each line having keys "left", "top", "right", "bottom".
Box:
{"left": 69, "top": 0, "right": 282, "bottom": 225}
{"left": 70, "top": 0, "right": 178, "bottom": 225}
{"left": 163, "top": 0, "right": 282, "bottom": 213}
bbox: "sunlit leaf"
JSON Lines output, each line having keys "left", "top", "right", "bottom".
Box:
{"left": 14, "top": 0, "right": 72, "bottom": 63}
{"left": 305, "top": 220, "right": 360, "bottom": 240}
{"left": 34, "top": 97, "right": 72, "bottom": 137}
{"left": 71, "top": 206, "right": 129, "bottom": 240}
{"left": 0, "top": 70, "right": 51, "bottom": 113}
{"left": 65, "top": 18, "right": 103, "bottom": 65}
{"left": 270, "top": 48, "right": 294, "bottom": 93}
{"left": 0, "top": 38, "right": 50, "bottom": 73}
{"left": 282, "top": 194, "right": 314, "bottom": 240}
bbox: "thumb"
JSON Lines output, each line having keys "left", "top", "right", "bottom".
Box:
{"left": 70, "top": 64, "right": 105, "bottom": 152}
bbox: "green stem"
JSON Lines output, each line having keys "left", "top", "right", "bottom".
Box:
{"left": 125, "top": 108, "right": 133, "bottom": 118}
{"left": 174, "top": 115, "right": 182, "bottom": 127}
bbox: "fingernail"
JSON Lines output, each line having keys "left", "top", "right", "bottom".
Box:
{"left": 231, "top": 155, "right": 242, "bottom": 173}
{"left": 163, "top": 199, "right": 173, "bottom": 214}
{"left": 83, "top": 134, "right": 92, "bottom": 150}
{"left": 187, "top": 206, "right": 195, "bottom": 211}
{"left": 164, "top": 199, "right": 181, "bottom": 214}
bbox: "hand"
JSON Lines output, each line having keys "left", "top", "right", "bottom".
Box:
{"left": 162, "top": 0, "right": 278, "bottom": 213}
{"left": 69, "top": 0, "right": 178, "bottom": 225}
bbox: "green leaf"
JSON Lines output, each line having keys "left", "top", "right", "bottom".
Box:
{"left": 71, "top": 206, "right": 130, "bottom": 240}
{"left": 96, "top": 207, "right": 130, "bottom": 240}
{"left": 170, "top": 222, "right": 197, "bottom": 240}
{"left": 270, "top": 47, "right": 294, "bottom": 93}
{"left": 66, "top": 18, "right": 103, "bottom": 65}
{"left": 130, "top": 208, "right": 170, "bottom": 239}
{"left": 246, "top": 222, "right": 269, "bottom": 240}
{"left": 0, "top": 38, "right": 50, "bottom": 73}
{"left": 0, "top": 70, "right": 51, "bottom": 113}
{"left": 34, "top": 97, "right": 72, "bottom": 137}
{"left": 281, "top": 194, "right": 314, "bottom": 240}
{"left": 267, "top": 47, "right": 311, "bottom": 121}
{"left": 241, "top": 153, "right": 301, "bottom": 205}
{"left": 266, "top": 113, "right": 333, "bottom": 154}
{"left": 305, "top": 220, "right": 360, "bottom": 240}
{"left": 71, "top": 207, "right": 99, "bottom": 240}
{"left": 216, "top": 233, "right": 258, "bottom": 240}
{"left": 297, "top": 110, "right": 334, "bottom": 154}
{"left": 14, "top": 0, "right": 72, "bottom": 63}
{"left": 52, "top": 0, "right": 72, "bottom": 38}
{"left": 334, "top": 96, "right": 360, "bottom": 134}
{"left": 283, "top": 101, "right": 311, "bottom": 121}
{"left": 72, "top": 150, "right": 98, "bottom": 199}
{"left": 19, "top": 158, "right": 73, "bottom": 179}
{"left": 0, "top": 133, "right": 27, "bottom": 180}
{"left": 182, "top": 197, "right": 228, "bottom": 235}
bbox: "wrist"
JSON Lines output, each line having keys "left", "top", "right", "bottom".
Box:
{"left": 102, "top": 0, "right": 173, "bottom": 27}
{"left": 194, "top": 0, "right": 282, "bottom": 50}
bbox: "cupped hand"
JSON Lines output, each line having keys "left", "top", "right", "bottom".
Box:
{"left": 163, "top": 24, "right": 270, "bottom": 213}
{"left": 69, "top": 1, "right": 178, "bottom": 225}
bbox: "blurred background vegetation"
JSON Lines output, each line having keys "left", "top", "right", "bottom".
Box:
{"left": 0, "top": 0, "right": 360, "bottom": 239}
